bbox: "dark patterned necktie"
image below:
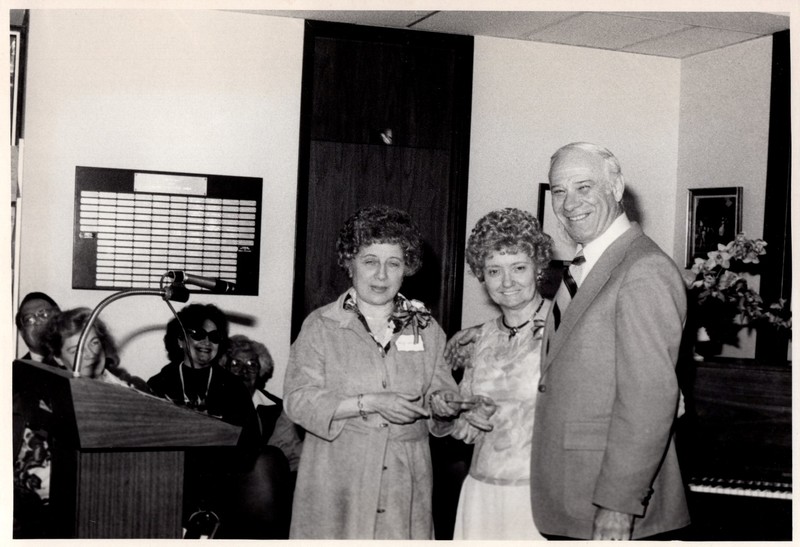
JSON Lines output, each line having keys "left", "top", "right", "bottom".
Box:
{"left": 552, "top": 253, "right": 585, "bottom": 330}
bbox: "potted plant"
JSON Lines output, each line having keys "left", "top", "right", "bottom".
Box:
{"left": 687, "top": 233, "right": 791, "bottom": 360}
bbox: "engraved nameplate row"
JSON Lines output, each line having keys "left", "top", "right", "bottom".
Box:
{"left": 72, "top": 167, "right": 262, "bottom": 295}
{"left": 78, "top": 191, "right": 255, "bottom": 288}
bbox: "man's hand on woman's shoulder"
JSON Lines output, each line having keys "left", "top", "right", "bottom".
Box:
{"left": 444, "top": 326, "right": 480, "bottom": 370}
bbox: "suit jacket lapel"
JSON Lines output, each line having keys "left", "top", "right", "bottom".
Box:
{"left": 541, "top": 223, "right": 645, "bottom": 375}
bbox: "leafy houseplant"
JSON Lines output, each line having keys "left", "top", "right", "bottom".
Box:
{"left": 688, "top": 233, "right": 791, "bottom": 358}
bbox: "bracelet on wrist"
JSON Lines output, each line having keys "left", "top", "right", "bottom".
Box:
{"left": 357, "top": 393, "right": 368, "bottom": 421}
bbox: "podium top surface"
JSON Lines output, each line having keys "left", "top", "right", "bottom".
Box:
{"left": 14, "top": 359, "right": 242, "bottom": 450}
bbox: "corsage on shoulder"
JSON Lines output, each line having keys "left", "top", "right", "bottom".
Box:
{"left": 391, "top": 295, "right": 432, "bottom": 343}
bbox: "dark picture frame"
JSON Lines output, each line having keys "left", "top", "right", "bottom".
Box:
{"left": 537, "top": 183, "right": 577, "bottom": 261}
{"left": 10, "top": 28, "right": 21, "bottom": 145}
{"left": 537, "top": 183, "right": 580, "bottom": 299}
{"left": 685, "top": 186, "right": 743, "bottom": 267}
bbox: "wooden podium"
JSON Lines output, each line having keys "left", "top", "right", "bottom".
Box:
{"left": 13, "top": 359, "right": 242, "bottom": 538}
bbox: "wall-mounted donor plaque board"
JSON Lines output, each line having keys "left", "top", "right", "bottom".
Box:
{"left": 72, "top": 166, "right": 262, "bottom": 295}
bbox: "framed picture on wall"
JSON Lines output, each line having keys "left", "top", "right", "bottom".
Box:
{"left": 685, "top": 186, "right": 743, "bottom": 268}
{"left": 537, "top": 183, "right": 577, "bottom": 261}
{"left": 10, "top": 28, "right": 21, "bottom": 145}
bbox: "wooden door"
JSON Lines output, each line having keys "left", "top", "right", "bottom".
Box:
{"left": 292, "top": 21, "right": 473, "bottom": 338}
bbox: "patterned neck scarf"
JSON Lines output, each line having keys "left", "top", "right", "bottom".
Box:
{"left": 343, "top": 290, "right": 432, "bottom": 352}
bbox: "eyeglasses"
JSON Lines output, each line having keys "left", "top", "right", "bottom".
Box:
{"left": 228, "top": 359, "right": 259, "bottom": 373}
{"left": 21, "top": 308, "right": 53, "bottom": 326}
{"left": 187, "top": 328, "right": 222, "bottom": 344}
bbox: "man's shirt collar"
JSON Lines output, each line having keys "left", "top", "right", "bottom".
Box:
{"left": 576, "top": 212, "right": 631, "bottom": 277}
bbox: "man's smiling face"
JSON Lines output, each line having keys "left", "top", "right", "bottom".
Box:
{"left": 549, "top": 147, "right": 623, "bottom": 245}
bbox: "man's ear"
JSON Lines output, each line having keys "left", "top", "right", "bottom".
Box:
{"left": 611, "top": 175, "right": 625, "bottom": 202}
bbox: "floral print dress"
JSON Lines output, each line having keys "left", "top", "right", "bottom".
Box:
{"left": 451, "top": 299, "right": 549, "bottom": 540}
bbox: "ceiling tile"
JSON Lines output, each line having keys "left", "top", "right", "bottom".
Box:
{"left": 232, "top": 10, "right": 433, "bottom": 29}
{"left": 609, "top": 11, "right": 789, "bottom": 35}
{"left": 413, "top": 11, "right": 576, "bottom": 40}
{"left": 528, "top": 12, "right": 689, "bottom": 50}
{"left": 623, "top": 26, "right": 761, "bottom": 58}
{"left": 230, "top": 10, "right": 787, "bottom": 59}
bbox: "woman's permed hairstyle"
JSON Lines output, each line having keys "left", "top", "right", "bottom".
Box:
{"left": 336, "top": 205, "right": 424, "bottom": 275}
{"left": 224, "top": 334, "right": 275, "bottom": 384}
{"left": 42, "top": 307, "right": 120, "bottom": 368}
{"left": 466, "top": 208, "right": 553, "bottom": 282}
{"left": 164, "top": 303, "right": 230, "bottom": 364}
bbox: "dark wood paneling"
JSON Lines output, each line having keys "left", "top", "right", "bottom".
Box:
{"left": 304, "top": 141, "right": 451, "bottom": 321}
{"left": 311, "top": 36, "right": 456, "bottom": 148}
{"left": 292, "top": 21, "right": 473, "bottom": 339}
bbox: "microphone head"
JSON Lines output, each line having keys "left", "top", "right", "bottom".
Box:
{"left": 166, "top": 284, "right": 190, "bottom": 302}
{"left": 167, "top": 270, "right": 186, "bottom": 284}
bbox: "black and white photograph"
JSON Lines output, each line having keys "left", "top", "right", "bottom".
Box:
{"left": 9, "top": 3, "right": 792, "bottom": 542}
{"left": 686, "top": 186, "right": 743, "bottom": 267}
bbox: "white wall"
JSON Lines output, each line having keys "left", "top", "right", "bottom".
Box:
{"left": 15, "top": 12, "right": 779, "bottom": 387}
{"left": 675, "top": 37, "right": 772, "bottom": 259}
{"left": 675, "top": 36, "right": 773, "bottom": 358}
{"left": 462, "top": 36, "right": 682, "bottom": 326}
{"left": 18, "top": 10, "right": 305, "bottom": 394}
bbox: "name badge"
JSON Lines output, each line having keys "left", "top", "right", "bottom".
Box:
{"left": 396, "top": 334, "right": 424, "bottom": 352}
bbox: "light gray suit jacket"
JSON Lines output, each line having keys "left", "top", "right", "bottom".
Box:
{"left": 530, "top": 223, "right": 690, "bottom": 539}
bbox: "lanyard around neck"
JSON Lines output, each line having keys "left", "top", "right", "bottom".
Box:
{"left": 178, "top": 364, "right": 213, "bottom": 408}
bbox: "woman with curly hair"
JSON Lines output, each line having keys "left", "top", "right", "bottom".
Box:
{"left": 450, "top": 208, "right": 553, "bottom": 540}
{"left": 41, "top": 307, "right": 147, "bottom": 390}
{"left": 222, "top": 335, "right": 304, "bottom": 471}
{"left": 284, "top": 205, "right": 464, "bottom": 539}
{"left": 15, "top": 307, "right": 148, "bottom": 535}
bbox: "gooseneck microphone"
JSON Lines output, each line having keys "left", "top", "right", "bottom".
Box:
{"left": 167, "top": 271, "right": 236, "bottom": 294}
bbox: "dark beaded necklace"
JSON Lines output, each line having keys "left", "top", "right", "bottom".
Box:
{"left": 501, "top": 298, "right": 545, "bottom": 339}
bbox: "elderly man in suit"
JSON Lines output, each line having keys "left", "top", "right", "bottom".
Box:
{"left": 531, "top": 142, "right": 688, "bottom": 540}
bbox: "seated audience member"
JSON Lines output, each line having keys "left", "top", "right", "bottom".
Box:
{"left": 147, "top": 303, "right": 256, "bottom": 428}
{"left": 14, "top": 306, "right": 145, "bottom": 538}
{"left": 16, "top": 292, "right": 60, "bottom": 362}
{"left": 41, "top": 307, "right": 149, "bottom": 390}
{"left": 223, "top": 334, "right": 304, "bottom": 473}
{"left": 13, "top": 290, "right": 59, "bottom": 538}
{"left": 147, "top": 304, "right": 289, "bottom": 539}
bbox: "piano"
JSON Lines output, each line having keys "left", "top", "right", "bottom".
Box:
{"left": 677, "top": 357, "right": 792, "bottom": 541}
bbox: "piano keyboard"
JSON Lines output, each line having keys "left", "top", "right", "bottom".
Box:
{"left": 689, "top": 477, "right": 792, "bottom": 500}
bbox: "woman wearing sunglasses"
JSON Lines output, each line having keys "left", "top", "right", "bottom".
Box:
{"left": 147, "top": 303, "right": 257, "bottom": 429}
{"left": 147, "top": 303, "right": 271, "bottom": 538}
